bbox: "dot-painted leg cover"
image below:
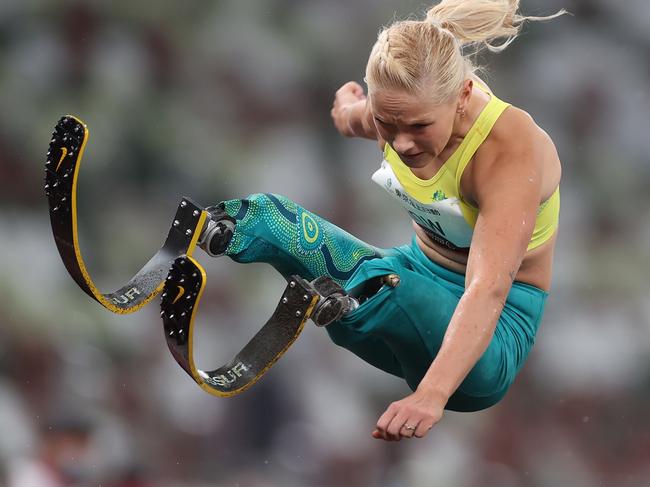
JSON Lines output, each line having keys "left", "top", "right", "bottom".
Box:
{"left": 221, "top": 193, "right": 383, "bottom": 286}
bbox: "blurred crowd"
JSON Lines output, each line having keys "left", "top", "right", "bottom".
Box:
{"left": 1, "top": 0, "right": 650, "bottom": 485}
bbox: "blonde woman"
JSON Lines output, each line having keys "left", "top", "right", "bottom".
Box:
{"left": 200, "top": 0, "right": 564, "bottom": 441}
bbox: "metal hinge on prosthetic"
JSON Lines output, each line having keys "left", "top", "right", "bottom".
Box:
{"left": 197, "top": 204, "right": 235, "bottom": 257}
{"left": 310, "top": 273, "right": 401, "bottom": 327}
{"left": 310, "top": 276, "right": 359, "bottom": 327}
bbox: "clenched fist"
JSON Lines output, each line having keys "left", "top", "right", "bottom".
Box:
{"left": 331, "top": 81, "right": 367, "bottom": 137}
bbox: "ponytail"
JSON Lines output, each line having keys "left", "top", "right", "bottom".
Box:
{"left": 427, "top": 0, "right": 567, "bottom": 53}
{"left": 365, "top": 1, "right": 567, "bottom": 103}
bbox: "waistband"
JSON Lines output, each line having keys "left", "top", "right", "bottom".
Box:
{"left": 401, "top": 237, "right": 549, "bottom": 299}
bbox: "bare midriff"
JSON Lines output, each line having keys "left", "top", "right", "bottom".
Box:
{"left": 414, "top": 222, "right": 556, "bottom": 292}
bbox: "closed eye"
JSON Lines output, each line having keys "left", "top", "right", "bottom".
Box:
{"left": 411, "top": 123, "right": 432, "bottom": 129}
{"left": 374, "top": 118, "right": 432, "bottom": 129}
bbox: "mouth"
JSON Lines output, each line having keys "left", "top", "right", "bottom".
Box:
{"left": 399, "top": 152, "right": 423, "bottom": 162}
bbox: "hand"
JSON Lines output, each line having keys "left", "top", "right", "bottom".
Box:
{"left": 372, "top": 387, "right": 446, "bottom": 441}
{"left": 331, "top": 81, "right": 367, "bottom": 137}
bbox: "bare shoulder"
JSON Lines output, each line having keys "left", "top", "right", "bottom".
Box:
{"left": 472, "top": 74, "right": 553, "bottom": 144}
{"left": 468, "top": 103, "right": 562, "bottom": 202}
{"left": 492, "top": 105, "right": 551, "bottom": 153}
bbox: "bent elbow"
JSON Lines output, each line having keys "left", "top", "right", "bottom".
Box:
{"left": 465, "top": 275, "right": 513, "bottom": 305}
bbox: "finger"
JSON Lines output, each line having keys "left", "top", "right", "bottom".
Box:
{"left": 394, "top": 416, "right": 420, "bottom": 439}
{"left": 386, "top": 412, "right": 410, "bottom": 441}
{"left": 344, "top": 80, "right": 361, "bottom": 91}
{"left": 414, "top": 420, "right": 434, "bottom": 439}
{"left": 338, "top": 81, "right": 357, "bottom": 95}
{"left": 372, "top": 429, "right": 398, "bottom": 442}
{"left": 340, "top": 81, "right": 365, "bottom": 101}
{"left": 400, "top": 420, "right": 420, "bottom": 439}
{"left": 350, "top": 83, "right": 364, "bottom": 97}
{"left": 375, "top": 405, "right": 398, "bottom": 441}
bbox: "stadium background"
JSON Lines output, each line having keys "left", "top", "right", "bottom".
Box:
{"left": 1, "top": 0, "right": 649, "bottom": 485}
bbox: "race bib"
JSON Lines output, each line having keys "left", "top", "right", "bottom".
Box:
{"left": 372, "top": 160, "right": 473, "bottom": 250}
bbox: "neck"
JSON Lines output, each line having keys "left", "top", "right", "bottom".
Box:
{"left": 450, "top": 88, "right": 483, "bottom": 140}
{"left": 450, "top": 114, "right": 470, "bottom": 142}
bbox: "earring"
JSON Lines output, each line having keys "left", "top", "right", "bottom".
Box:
{"left": 457, "top": 107, "right": 466, "bottom": 118}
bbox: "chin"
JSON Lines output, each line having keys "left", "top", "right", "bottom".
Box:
{"left": 401, "top": 153, "right": 423, "bottom": 164}
{"left": 417, "top": 152, "right": 437, "bottom": 162}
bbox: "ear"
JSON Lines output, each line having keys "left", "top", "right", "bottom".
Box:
{"left": 458, "top": 79, "right": 473, "bottom": 108}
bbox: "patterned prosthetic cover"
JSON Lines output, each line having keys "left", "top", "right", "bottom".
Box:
{"left": 220, "top": 193, "right": 383, "bottom": 285}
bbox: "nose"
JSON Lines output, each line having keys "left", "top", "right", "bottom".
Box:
{"left": 392, "top": 133, "right": 415, "bottom": 153}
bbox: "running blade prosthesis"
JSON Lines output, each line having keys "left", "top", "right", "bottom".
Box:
{"left": 44, "top": 115, "right": 359, "bottom": 397}
{"left": 161, "top": 257, "right": 320, "bottom": 397}
{"left": 44, "top": 115, "right": 208, "bottom": 313}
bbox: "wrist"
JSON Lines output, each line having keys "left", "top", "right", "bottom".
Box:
{"left": 416, "top": 379, "right": 452, "bottom": 403}
{"left": 345, "top": 99, "right": 367, "bottom": 137}
{"left": 342, "top": 105, "right": 356, "bottom": 137}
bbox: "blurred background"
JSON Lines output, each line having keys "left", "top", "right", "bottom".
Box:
{"left": 1, "top": 0, "right": 650, "bottom": 485}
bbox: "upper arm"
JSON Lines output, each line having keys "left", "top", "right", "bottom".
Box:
{"left": 465, "top": 122, "right": 543, "bottom": 297}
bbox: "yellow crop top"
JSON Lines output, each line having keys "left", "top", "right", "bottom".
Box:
{"left": 371, "top": 84, "right": 560, "bottom": 251}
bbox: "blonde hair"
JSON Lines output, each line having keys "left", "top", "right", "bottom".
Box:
{"left": 365, "top": 0, "right": 567, "bottom": 104}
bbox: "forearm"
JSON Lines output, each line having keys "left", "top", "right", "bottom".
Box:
{"left": 417, "top": 285, "right": 507, "bottom": 400}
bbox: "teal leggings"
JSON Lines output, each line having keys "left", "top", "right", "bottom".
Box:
{"left": 221, "top": 194, "right": 548, "bottom": 412}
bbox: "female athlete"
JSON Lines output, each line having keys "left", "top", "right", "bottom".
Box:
{"left": 200, "top": 0, "right": 565, "bottom": 442}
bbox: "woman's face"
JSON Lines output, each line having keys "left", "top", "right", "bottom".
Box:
{"left": 370, "top": 88, "right": 458, "bottom": 168}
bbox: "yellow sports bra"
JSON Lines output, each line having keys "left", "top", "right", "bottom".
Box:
{"left": 371, "top": 84, "right": 560, "bottom": 251}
